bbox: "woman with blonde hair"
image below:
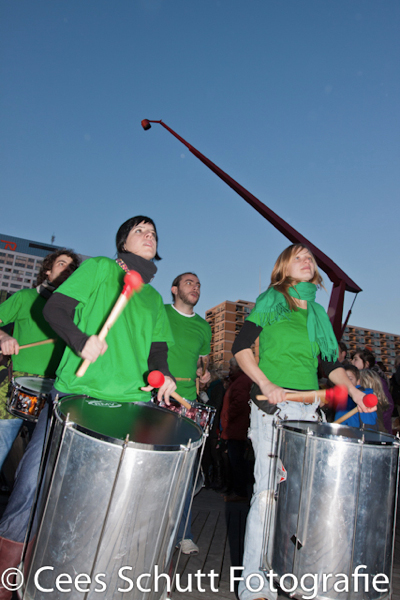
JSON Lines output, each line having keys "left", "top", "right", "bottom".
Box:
{"left": 232, "top": 243, "right": 373, "bottom": 600}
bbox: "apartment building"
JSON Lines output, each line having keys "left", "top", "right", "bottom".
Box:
{"left": 342, "top": 325, "right": 399, "bottom": 373}
{"left": 205, "top": 299, "right": 258, "bottom": 374}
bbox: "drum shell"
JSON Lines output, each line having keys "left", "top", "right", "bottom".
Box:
{"left": 22, "top": 399, "right": 203, "bottom": 600}
{"left": 7, "top": 376, "right": 53, "bottom": 422}
{"left": 265, "top": 421, "right": 399, "bottom": 600}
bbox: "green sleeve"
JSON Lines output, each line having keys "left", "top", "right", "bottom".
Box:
{"left": 0, "top": 292, "right": 23, "bottom": 326}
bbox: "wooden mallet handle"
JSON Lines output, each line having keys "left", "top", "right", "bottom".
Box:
{"left": 148, "top": 370, "right": 192, "bottom": 410}
{"left": 0, "top": 338, "right": 56, "bottom": 360}
{"left": 0, "top": 338, "right": 57, "bottom": 361}
{"left": 76, "top": 271, "right": 143, "bottom": 378}
{"left": 20, "top": 338, "right": 56, "bottom": 350}
{"left": 334, "top": 393, "right": 378, "bottom": 424}
{"left": 256, "top": 385, "right": 348, "bottom": 406}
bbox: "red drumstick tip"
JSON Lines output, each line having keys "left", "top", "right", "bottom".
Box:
{"left": 325, "top": 388, "right": 334, "bottom": 403}
{"left": 334, "top": 385, "right": 348, "bottom": 404}
{"left": 364, "top": 393, "right": 378, "bottom": 408}
{"left": 148, "top": 370, "right": 165, "bottom": 388}
{"left": 122, "top": 270, "right": 144, "bottom": 298}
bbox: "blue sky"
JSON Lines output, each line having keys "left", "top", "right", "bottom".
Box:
{"left": 1, "top": 0, "right": 399, "bottom": 333}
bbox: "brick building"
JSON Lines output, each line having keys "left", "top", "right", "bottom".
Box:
{"left": 342, "top": 325, "right": 399, "bottom": 373}
{"left": 205, "top": 299, "right": 258, "bottom": 374}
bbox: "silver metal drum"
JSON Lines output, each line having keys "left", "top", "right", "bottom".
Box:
{"left": 21, "top": 396, "right": 203, "bottom": 600}
{"left": 262, "top": 421, "right": 399, "bottom": 600}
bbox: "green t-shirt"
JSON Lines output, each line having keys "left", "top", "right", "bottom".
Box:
{"left": 0, "top": 288, "right": 65, "bottom": 377}
{"left": 54, "top": 257, "right": 174, "bottom": 402}
{"left": 164, "top": 304, "right": 211, "bottom": 401}
{"left": 247, "top": 306, "right": 319, "bottom": 391}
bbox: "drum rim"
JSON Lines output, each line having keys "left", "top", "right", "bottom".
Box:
{"left": 190, "top": 402, "right": 216, "bottom": 413}
{"left": 12, "top": 376, "right": 55, "bottom": 395}
{"left": 279, "top": 419, "right": 399, "bottom": 446}
{"left": 55, "top": 397, "right": 204, "bottom": 451}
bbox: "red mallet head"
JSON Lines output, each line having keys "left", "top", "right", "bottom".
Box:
{"left": 325, "top": 385, "right": 348, "bottom": 409}
{"left": 363, "top": 393, "right": 378, "bottom": 408}
{"left": 122, "top": 270, "right": 143, "bottom": 299}
{"left": 148, "top": 370, "right": 165, "bottom": 388}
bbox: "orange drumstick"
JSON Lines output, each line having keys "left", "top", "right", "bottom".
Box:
{"left": 334, "top": 393, "right": 378, "bottom": 424}
{"left": 0, "top": 338, "right": 56, "bottom": 359}
{"left": 19, "top": 339, "right": 56, "bottom": 350}
{"left": 76, "top": 271, "right": 143, "bottom": 378}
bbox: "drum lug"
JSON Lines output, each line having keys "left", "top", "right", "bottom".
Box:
{"left": 290, "top": 534, "right": 303, "bottom": 550}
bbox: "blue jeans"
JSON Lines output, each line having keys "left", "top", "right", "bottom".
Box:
{"left": 238, "top": 400, "right": 320, "bottom": 600}
{"left": 0, "top": 418, "right": 23, "bottom": 470}
{"left": 0, "top": 404, "right": 49, "bottom": 543}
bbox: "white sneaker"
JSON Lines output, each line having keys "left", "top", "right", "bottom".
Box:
{"left": 176, "top": 539, "right": 199, "bottom": 555}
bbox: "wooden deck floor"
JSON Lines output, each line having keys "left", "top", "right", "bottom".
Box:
{"left": 171, "top": 487, "right": 400, "bottom": 600}
{"left": 170, "top": 489, "right": 248, "bottom": 599}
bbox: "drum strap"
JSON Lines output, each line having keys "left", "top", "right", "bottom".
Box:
{"left": 250, "top": 383, "right": 278, "bottom": 415}
{"left": 0, "top": 358, "right": 13, "bottom": 386}
{"left": 116, "top": 258, "right": 129, "bottom": 273}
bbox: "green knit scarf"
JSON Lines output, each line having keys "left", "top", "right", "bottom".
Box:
{"left": 249, "top": 282, "right": 338, "bottom": 361}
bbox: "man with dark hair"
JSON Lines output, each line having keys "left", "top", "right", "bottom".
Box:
{"left": 165, "top": 272, "right": 212, "bottom": 555}
{"left": 0, "top": 249, "right": 80, "bottom": 432}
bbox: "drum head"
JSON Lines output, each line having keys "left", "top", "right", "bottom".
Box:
{"left": 57, "top": 396, "right": 203, "bottom": 450}
{"left": 280, "top": 420, "right": 398, "bottom": 445}
{"left": 14, "top": 376, "right": 54, "bottom": 395}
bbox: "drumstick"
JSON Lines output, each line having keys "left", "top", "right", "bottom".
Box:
{"left": 334, "top": 393, "right": 378, "bottom": 424}
{"left": 20, "top": 339, "right": 56, "bottom": 350}
{"left": 176, "top": 377, "right": 191, "bottom": 381}
{"left": 76, "top": 271, "right": 144, "bottom": 378}
{"left": 147, "top": 370, "right": 192, "bottom": 410}
{"left": 0, "top": 338, "right": 56, "bottom": 359}
{"left": 256, "top": 385, "right": 348, "bottom": 406}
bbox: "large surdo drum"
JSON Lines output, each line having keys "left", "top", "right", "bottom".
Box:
{"left": 21, "top": 396, "right": 203, "bottom": 600}
{"left": 262, "top": 421, "right": 399, "bottom": 600}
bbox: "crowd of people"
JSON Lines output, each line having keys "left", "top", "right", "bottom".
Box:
{"left": 0, "top": 228, "right": 399, "bottom": 600}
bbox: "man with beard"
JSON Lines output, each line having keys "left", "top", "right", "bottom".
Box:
{"left": 164, "top": 272, "right": 212, "bottom": 555}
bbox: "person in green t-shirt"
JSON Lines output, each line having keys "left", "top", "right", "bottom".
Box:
{"left": 0, "top": 250, "right": 80, "bottom": 455}
{"left": 164, "top": 272, "right": 212, "bottom": 556}
{"left": 0, "top": 218, "right": 175, "bottom": 594}
{"left": 231, "top": 244, "right": 374, "bottom": 600}
{"left": 165, "top": 272, "right": 211, "bottom": 401}
{"left": 44, "top": 217, "right": 176, "bottom": 403}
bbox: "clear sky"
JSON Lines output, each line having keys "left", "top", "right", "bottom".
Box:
{"left": 1, "top": 0, "right": 399, "bottom": 334}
